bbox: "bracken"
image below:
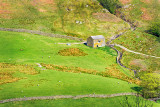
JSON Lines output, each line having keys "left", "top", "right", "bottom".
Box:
{"left": 58, "top": 48, "right": 88, "bottom": 56}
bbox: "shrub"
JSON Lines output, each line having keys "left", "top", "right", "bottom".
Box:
{"left": 140, "top": 73, "right": 160, "bottom": 98}
{"left": 98, "top": 0, "right": 122, "bottom": 14}
{"left": 147, "top": 21, "right": 160, "bottom": 37}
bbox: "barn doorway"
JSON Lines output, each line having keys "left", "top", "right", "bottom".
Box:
{"left": 97, "top": 45, "right": 99, "bottom": 47}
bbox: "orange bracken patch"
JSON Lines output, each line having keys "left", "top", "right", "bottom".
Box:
{"left": 92, "top": 13, "right": 121, "bottom": 22}
{"left": 38, "top": 8, "right": 47, "bottom": 12}
{"left": 130, "top": 59, "right": 147, "bottom": 71}
{"left": 119, "top": 0, "right": 132, "bottom": 4}
{"left": 0, "top": 2, "right": 12, "bottom": 19}
{"left": 58, "top": 48, "right": 88, "bottom": 56}
{"left": 141, "top": 7, "right": 152, "bottom": 20}
{"left": 42, "top": 63, "right": 141, "bottom": 85}
{"left": 31, "top": 0, "right": 56, "bottom": 12}
{"left": 0, "top": 63, "right": 38, "bottom": 85}
{"left": 141, "top": 0, "right": 152, "bottom": 4}
{"left": 31, "top": 0, "right": 55, "bottom": 6}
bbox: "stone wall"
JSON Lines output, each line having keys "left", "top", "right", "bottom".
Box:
{"left": 0, "top": 28, "right": 83, "bottom": 41}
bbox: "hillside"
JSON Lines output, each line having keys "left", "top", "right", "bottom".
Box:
{"left": 0, "top": 0, "right": 160, "bottom": 106}
{"left": 117, "top": 0, "right": 160, "bottom": 29}
{"left": 0, "top": 0, "right": 130, "bottom": 40}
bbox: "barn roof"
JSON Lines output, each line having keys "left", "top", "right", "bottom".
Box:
{"left": 90, "top": 35, "right": 104, "bottom": 39}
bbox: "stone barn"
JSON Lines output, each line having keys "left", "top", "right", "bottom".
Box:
{"left": 87, "top": 35, "right": 105, "bottom": 48}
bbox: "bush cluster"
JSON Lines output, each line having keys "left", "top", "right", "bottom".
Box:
{"left": 98, "top": 0, "right": 122, "bottom": 14}
{"left": 147, "top": 21, "right": 160, "bottom": 37}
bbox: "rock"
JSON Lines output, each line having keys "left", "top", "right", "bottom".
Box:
{"left": 76, "top": 20, "right": 79, "bottom": 24}
{"left": 101, "top": 9, "right": 109, "bottom": 13}
{"left": 66, "top": 43, "right": 71, "bottom": 46}
{"left": 79, "top": 21, "right": 82, "bottom": 24}
{"left": 123, "top": 5, "right": 130, "bottom": 9}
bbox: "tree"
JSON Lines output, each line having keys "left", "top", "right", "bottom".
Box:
{"left": 98, "top": 0, "right": 122, "bottom": 14}
{"left": 140, "top": 73, "right": 160, "bottom": 98}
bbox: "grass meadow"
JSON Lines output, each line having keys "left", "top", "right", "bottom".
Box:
{"left": 0, "top": 96, "right": 160, "bottom": 107}
{"left": 0, "top": 31, "right": 138, "bottom": 100}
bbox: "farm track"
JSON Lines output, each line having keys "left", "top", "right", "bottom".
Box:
{"left": 0, "top": 93, "right": 136, "bottom": 104}
{"left": 114, "top": 44, "right": 160, "bottom": 59}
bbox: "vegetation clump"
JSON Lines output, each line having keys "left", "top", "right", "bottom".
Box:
{"left": 0, "top": 63, "right": 38, "bottom": 85}
{"left": 140, "top": 73, "right": 160, "bottom": 98}
{"left": 58, "top": 48, "right": 88, "bottom": 56}
{"left": 98, "top": 0, "right": 122, "bottom": 14}
{"left": 147, "top": 21, "right": 160, "bottom": 37}
{"left": 42, "top": 63, "right": 140, "bottom": 85}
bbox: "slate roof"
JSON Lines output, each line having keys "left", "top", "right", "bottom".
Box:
{"left": 90, "top": 35, "right": 104, "bottom": 39}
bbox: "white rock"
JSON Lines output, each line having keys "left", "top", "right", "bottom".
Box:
{"left": 76, "top": 20, "right": 79, "bottom": 24}
{"left": 79, "top": 21, "right": 82, "bottom": 24}
{"left": 66, "top": 43, "right": 71, "bottom": 46}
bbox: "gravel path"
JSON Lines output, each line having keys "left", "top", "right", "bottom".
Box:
{"left": 114, "top": 44, "right": 160, "bottom": 59}
{"left": 0, "top": 93, "right": 136, "bottom": 104}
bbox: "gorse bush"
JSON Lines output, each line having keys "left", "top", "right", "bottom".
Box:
{"left": 98, "top": 0, "right": 122, "bottom": 14}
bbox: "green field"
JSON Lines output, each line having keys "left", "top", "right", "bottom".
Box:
{"left": 0, "top": 69, "right": 138, "bottom": 100}
{"left": 0, "top": 31, "right": 129, "bottom": 72}
{"left": 0, "top": 0, "right": 160, "bottom": 106}
{"left": 0, "top": 31, "right": 137, "bottom": 100}
{"left": 0, "top": 96, "right": 159, "bottom": 107}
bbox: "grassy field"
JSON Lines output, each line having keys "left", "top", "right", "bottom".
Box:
{"left": 0, "top": 31, "right": 139, "bottom": 100}
{"left": 0, "top": 0, "right": 159, "bottom": 106}
{"left": 0, "top": 96, "right": 160, "bottom": 107}
{"left": 0, "top": 31, "right": 125, "bottom": 72}
{"left": 0, "top": 69, "right": 138, "bottom": 100}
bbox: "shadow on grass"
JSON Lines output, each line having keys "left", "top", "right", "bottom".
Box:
{"left": 131, "top": 86, "right": 142, "bottom": 93}
{"left": 98, "top": 46, "right": 117, "bottom": 57}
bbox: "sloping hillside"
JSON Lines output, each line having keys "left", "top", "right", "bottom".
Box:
{"left": 116, "top": 0, "right": 160, "bottom": 29}
{"left": 0, "top": 0, "right": 130, "bottom": 40}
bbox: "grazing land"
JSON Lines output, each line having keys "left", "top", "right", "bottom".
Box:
{"left": 0, "top": 0, "right": 160, "bottom": 106}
